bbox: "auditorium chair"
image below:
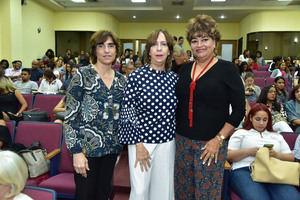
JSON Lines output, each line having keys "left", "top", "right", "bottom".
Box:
{"left": 23, "top": 186, "right": 57, "bottom": 200}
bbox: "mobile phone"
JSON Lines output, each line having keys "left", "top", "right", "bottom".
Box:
{"left": 263, "top": 144, "right": 274, "bottom": 149}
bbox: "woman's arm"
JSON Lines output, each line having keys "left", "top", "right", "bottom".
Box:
{"left": 15, "top": 90, "right": 27, "bottom": 116}
{"left": 269, "top": 150, "right": 294, "bottom": 162}
{"left": 227, "top": 148, "right": 259, "bottom": 162}
{"left": 53, "top": 99, "right": 66, "bottom": 115}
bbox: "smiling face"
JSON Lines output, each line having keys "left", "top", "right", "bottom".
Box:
{"left": 149, "top": 32, "right": 169, "bottom": 67}
{"left": 95, "top": 37, "right": 117, "bottom": 66}
{"left": 295, "top": 88, "right": 300, "bottom": 102}
{"left": 250, "top": 110, "right": 269, "bottom": 132}
{"left": 280, "top": 62, "right": 286, "bottom": 71}
{"left": 190, "top": 34, "right": 216, "bottom": 61}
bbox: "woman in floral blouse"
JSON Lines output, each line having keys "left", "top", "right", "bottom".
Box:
{"left": 65, "top": 30, "right": 126, "bottom": 200}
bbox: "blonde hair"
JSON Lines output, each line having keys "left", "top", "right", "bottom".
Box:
{"left": 0, "top": 76, "right": 16, "bottom": 94}
{"left": 0, "top": 151, "right": 28, "bottom": 198}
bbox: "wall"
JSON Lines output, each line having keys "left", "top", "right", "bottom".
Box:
{"left": 53, "top": 12, "right": 119, "bottom": 34}
{"left": 22, "top": 0, "right": 55, "bottom": 68}
{"left": 240, "top": 10, "right": 300, "bottom": 51}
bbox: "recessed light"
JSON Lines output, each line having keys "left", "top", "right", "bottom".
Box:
{"left": 71, "top": 0, "right": 86, "bottom": 3}
{"left": 211, "top": 0, "right": 226, "bottom": 2}
{"left": 219, "top": 15, "right": 226, "bottom": 19}
{"left": 176, "top": 15, "right": 180, "bottom": 19}
{"left": 133, "top": 16, "right": 136, "bottom": 19}
{"left": 131, "top": 0, "right": 146, "bottom": 3}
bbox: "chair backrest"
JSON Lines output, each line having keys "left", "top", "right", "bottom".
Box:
{"left": 14, "top": 121, "right": 62, "bottom": 153}
{"left": 259, "top": 64, "right": 269, "bottom": 71}
{"left": 23, "top": 186, "right": 56, "bottom": 200}
{"left": 266, "top": 77, "right": 275, "bottom": 86}
{"left": 254, "top": 77, "right": 266, "bottom": 88}
{"left": 280, "top": 132, "right": 299, "bottom": 150}
{"left": 22, "top": 94, "right": 33, "bottom": 110}
{"left": 59, "top": 137, "right": 74, "bottom": 173}
{"left": 249, "top": 101, "right": 256, "bottom": 107}
{"left": 5, "top": 120, "right": 16, "bottom": 141}
{"left": 253, "top": 71, "right": 270, "bottom": 78}
{"left": 32, "top": 94, "right": 64, "bottom": 122}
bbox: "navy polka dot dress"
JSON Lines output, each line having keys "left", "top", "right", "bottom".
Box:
{"left": 118, "top": 65, "right": 178, "bottom": 144}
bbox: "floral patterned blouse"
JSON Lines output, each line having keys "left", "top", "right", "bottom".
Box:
{"left": 65, "top": 65, "right": 126, "bottom": 157}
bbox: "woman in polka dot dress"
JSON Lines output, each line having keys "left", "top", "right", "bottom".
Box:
{"left": 118, "top": 29, "right": 178, "bottom": 200}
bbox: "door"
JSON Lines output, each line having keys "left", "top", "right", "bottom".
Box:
{"left": 216, "top": 40, "right": 237, "bottom": 61}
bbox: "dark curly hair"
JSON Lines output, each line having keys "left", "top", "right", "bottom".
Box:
{"left": 256, "top": 85, "right": 281, "bottom": 112}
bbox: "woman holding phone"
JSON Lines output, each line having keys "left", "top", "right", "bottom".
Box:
{"left": 227, "top": 103, "right": 300, "bottom": 200}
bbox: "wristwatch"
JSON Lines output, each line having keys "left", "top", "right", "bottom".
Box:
{"left": 216, "top": 134, "right": 225, "bottom": 146}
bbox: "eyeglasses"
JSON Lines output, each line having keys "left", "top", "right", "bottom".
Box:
{"left": 96, "top": 43, "right": 116, "bottom": 49}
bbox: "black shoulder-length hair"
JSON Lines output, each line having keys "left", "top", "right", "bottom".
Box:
{"left": 256, "top": 85, "right": 281, "bottom": 112}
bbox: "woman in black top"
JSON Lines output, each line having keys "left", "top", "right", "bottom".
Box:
{"left": 0, "top": 111, "right": 12, "bottom": 149}
{"left": 175, "top": 14, "right": 245, "bottom": 200}
{"left": 0, "top": 76, "right": 27, "bottom": 121}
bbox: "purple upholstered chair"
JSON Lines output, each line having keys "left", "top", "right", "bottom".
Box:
{"left": 14, "top": 121, "right": 63, "bottom": 186}
{"left": 32, "top": 94, "right": 64, "bottom": 122}
{"left": 39, "top": 138, "right": 75, "bottom": 199}
{"left": 5, "top": 120, "right": 16, "bottom": 141}
{"left": 23, "top": 186, "right": 56, "bottom": 200}
{"left": 254, "top": 77, "right": 266, "bottom": 88}
{"left": 22, "top": 94, "right": 34, "bottom": 110}
{"left": 111, "top": 150, "right": 131, "bottom": 199}
{"left": 253, "top": 71, "right": 270, "bottom": 78}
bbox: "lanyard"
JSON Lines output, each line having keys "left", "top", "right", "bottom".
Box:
{"left": 189, "top": 56, "right": 214, "bottom": 127}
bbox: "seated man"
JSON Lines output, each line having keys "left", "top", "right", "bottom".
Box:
{"left": 14, "top": 68, "right": 38, "bottom": 94}
{"left": 5, "top": 60, "right": 21, "bottom": 82}
{"left": 30, "top": 59, "right": 43, "bottom": 81}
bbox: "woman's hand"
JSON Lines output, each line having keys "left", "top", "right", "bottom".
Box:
{"left": 73, "top": 153, "right": 89, "bottom": 178}
{"left": 134, "top": 143, "right": 151, "bottom": 172}
{"left": 200, "top": 137, "right": 220, "bottom": 166}
{"left": 269, "top": 149, "right": 278, "bottom": 158}
{"left": 248, "top": 147, "right": 259, "bottom": 157}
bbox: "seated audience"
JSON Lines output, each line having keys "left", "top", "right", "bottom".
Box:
{"left": 63, "top": 49, "right": 76, "bottom": 64}
{"left": 232, "top": 57, "right": 240, "bottom": 68}
{"left": 227, "top": 103, "right": 300, "bottom": 200}
{"left": 293, "top": 134, "right": 300, "bottom": 162}
{"left": 244, "top": 72, "right": 260, "bottom": 102}
{"left": 14, "top": 69, "right": 38, "bottom": 94}
{"left": 61, "top": 63, "right": 72, "bottom": 82}
{"left": 5, "top": 60, "right": 21, "bottom": 82}
{"left": 255, "top": 50, "right": 265, "bottom": 67}
{"left": 53, "top": 59, "right": 64, "bottom": 79}
{"left": 0, "top": 59, "right": 10, "bottom": 72}
{"left": 239, "top": 62, "right": 252, "bottom": 80}
{"left": 0, "top": 111, "right": 12, "bottom": 150}
{"left": 274, "top": 76, "right": 289, "bottom": 104}
{"left": 125, "top": 63, "right": 136, "bottom": 78}
{"left": 35, "top": 70, "right": 62, "bottom": 94}
{"left": 257, "top": 85, "right": 293, "bottom": 132}
{"left": 268, "top": 56, "right": 282, "bottom": 72}
{"left": 239, "top": 49, "right": 250, "bottom": 62}
{"left": 248, "top": 55, "right": 259, "bottom": 71}
{"left": 285, "top": 84, "right": 300, "bottom": 132}
{"left": 0, "top": 76, "right": 27, "bottom": 121}
{"left": 42, "top": 48, "right": 55, "bottom": 63}
{"left": 270, "top": 61, "right": 291, "bottom": 79}
{"left": 30, "top": 60, "right": 43, "bottom": 81}
{"left": 78, "top": 50, "right": 89, "bottom": 66}
{"left": 53, "top": 96, "right": 66, "bottom": 124}
{"left": 134, "top": 59, "right": 143, "bottom": 69}
{"left": 0, "top": 150, "right": 33, "bottom": 200}
{"left": 58, "top": 66, "right": 77, "bottom": 94}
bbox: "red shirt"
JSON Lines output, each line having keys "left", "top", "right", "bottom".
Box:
{"left": 249, "top": 63, "right": 259, "bottom": 71}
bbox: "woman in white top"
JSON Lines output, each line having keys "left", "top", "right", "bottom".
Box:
{"left": 227, "top": 103, "right": 300, "bottom": 200}
{"left": 36, "top": 70, "right": 62, "bottom": 94}
{"left": 0, "top": 151, "right": 33, "bottom": 200}
{"left": 239, "top": 49, "right": 250, "bottom": 63}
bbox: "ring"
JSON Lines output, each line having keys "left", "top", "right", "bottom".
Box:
{"left": 211, "top": 154, "right": 215, "bottom": 158}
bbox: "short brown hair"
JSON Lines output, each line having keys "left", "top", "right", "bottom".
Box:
{"left": 186, "top": 15, "right": 221, "bottom": 44}
{"left": 291, "top": 84, "right": 300, "bottom": 101}
{"left": 144, "top": 29, "right": 173, "bottom": 69}
{"left": 89, "top": 30, "right": 119, "bottom": 64}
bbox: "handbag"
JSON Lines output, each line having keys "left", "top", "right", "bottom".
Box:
{"left": 18, "top": 142, "right": 50, "bottom": 178}
{"left": 250, "top": 147, "right": 300, "bottom": 186}
{"left": 22, "top": 108, "right": 49, "bottom": 122}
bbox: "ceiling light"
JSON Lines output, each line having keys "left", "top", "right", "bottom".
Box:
{"left": 131, "top": 0, "right": 146, "bottom": 3}
{"left": 71, "top": 0, "right": 86, "bottom": 3}
{"left": 219, "top": 15, "right": 226, "bottom": 19}
{"left": 277, "top": 0, "right": 292, "bottom": 1}
{"left": 211, "top": 0, "right": 226, "bottom": 2}
{"left": 133, "top": 16, "right": 136, "bottom": 19}
{"left": 176, "top": 15, "right": 180, "bottom": 19}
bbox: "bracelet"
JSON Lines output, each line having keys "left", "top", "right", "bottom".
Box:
{"left": 216, "top": 134, "right": 225, "bottom": 146}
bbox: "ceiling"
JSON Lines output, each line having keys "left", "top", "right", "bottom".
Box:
{"left": 33, "top": 0, "right": 300, "bottom": 23}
